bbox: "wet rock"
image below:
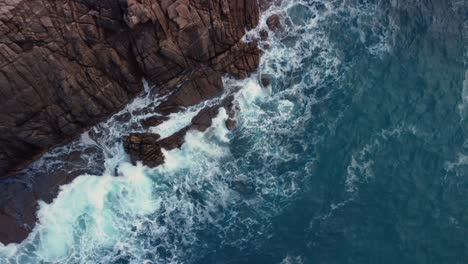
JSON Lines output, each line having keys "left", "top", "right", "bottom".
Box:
{"left": 0, "top": 144, "right": 105, "bottom": 244}
{"left": 223, "top": 95, "right": 237, "bottom": 117}
{"left": 223, "top": 95, "right": 238, "bottom": 130}
{"left": 0, "top": 212, "right": 31, "bottom": 245}
{"left": 158, "top": 129, "right": 188, "bottom": 151}
{"left": 123, "top": 105, "right": 224, "bottom": 166}
{"left": 123, "top": 133, "right": 164, "bottom": 167}
{"left": 267, "top": 14, "right": 282, "bottom": 32}
{"left": 259, "top": 30, "right": 269, "bottom": 41}
{"left": 0, "top": 0, "right": 261, "bottom": 177}
{"left": 225, "top": 118, "right": 237, "bottom": 131}
{"left": 157, "top": 67, "right": 225, "bottom": 111}
{"left": 114, "top": 112, "right": 133, "bottom": 123}
{"left": 191, "top": 106, "right": 221, "bottom": 132}
{"left": 126, "top": 95, "right": 239, "bottom": 166}
{"left": 142, "top": 115, "right": 170, "bottom": 129}
{"left": 139, "top": 105, "right": 223, "bottom": 155}
{"left": 261, "top": 75, "right": 272, "bottom": 87}
{"left": 259, "top": 0, "right": 281, "bottom": 11}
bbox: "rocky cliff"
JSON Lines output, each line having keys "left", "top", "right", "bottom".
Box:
{"left": 0, "top": 0, "right": 263, "bottom": 244}
{"left": 0, "top": 0, "right": 260, "bottom": 177}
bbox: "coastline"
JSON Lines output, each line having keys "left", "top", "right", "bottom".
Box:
{"left": 0, "top": 0, "right": 265, "bottom": 244}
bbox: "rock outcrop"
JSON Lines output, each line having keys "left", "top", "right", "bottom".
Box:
{"left": 123, "top": 95, "right": 237, "bottom": 167}
{"left": 0, "top": 0, "right": 262, "bottom": 244}
{"left": 0, "top": 0, "right": 260, "bottom": 177}
{"left": 124, "top": 133, "right": 164, "bottom": 167}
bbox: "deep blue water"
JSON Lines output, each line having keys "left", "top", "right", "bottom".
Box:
{"left": 1, "top": 0, "right": 467, "bottom": 263}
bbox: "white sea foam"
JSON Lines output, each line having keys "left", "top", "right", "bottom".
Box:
{"left": 279, "top": 254, "right": 304, "bottom": 264}
{"left": 458, "top": 69, "right": 468, "bottom": 120}
{"left": 444, "top": 153, "right": 468, "bottom": 179}
{"left": 345, "top": 125, "right": 406, "bottom": 194}
{"left": 0, "top": 78, "right": 269, "bottom": 263}
{"left": 150, "top": 109, "right": 199, "bottom": 139}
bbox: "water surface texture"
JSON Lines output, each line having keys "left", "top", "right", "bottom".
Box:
{"left": 1, "top": 0, "right": 467, "bottom": 263}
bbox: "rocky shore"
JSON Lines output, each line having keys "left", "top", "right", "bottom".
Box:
{"left": 0, "top": 0, "right": 270, "bottom": 244}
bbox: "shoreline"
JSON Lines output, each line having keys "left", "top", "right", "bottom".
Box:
{"left": 0, "top": 0, "right": 266, "bottom": 244}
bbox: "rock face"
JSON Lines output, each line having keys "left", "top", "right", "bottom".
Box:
{"left": 0, "top": 0, "right": 260, "bottom": 177}
{"left": 124, "top": 133, "right": 164, "bottom": 167}
{"left": 0, "top": 0, "right": 262, "bottom": 244}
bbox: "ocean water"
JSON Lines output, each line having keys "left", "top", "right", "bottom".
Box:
{"left": 1, "top": 0, "right": 467, "bottom": 263}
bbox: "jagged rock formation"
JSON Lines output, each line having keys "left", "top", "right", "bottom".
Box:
{"left": 0, "top": 0, "right": 262, "bottom": 244}
{"left": 123, "top": 95, "right": 237, "bottom": 166}
{"left": 0, "top": 0, "right": 260, "bottom": 177}
{"left": 124, "top": 133, "right": 164, "bottom": 167}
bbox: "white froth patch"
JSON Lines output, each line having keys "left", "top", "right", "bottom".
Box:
{"left": 159, "top": 108, "right": 230, "bottom": 173}
{"left": 150, "top": 108, "right": 200, "bottom": 139}
{"left": 31, "top": 162, "right": 158, "bottom": 262}
{"left": 0, "top": 103, "right": 237, "bottom": 263}
{"left": 445, "top": 153, "right": 468, "bottom": 178}
{"left": 458, "top": 69, "right": 468, "bottom": 119}
{"left": 280, "top": 254, "right": 304, "bottom": 264}
{"left": 238, "top": 79, "right": 268, "bottom": 105}
{"left": 278, "top": 100, "right": 295, "bottom": 117}
{"left": 234, "top": 79, "right": 269, "bottom": 122}
{"left": 345, "top": 125, "right": 412, "bottom": 194}
{"left": 80, "top": 132, "right": 97, "bottom": 146}
{"left": 0, "top": 243, "right": 17, "bottom": 258}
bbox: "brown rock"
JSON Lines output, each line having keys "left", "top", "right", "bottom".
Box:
{"left": 142, "top": 115, "right": 170, "bottom": 128}
{"left": 267, "top": 14, "right": 282, "bottom": 32}
{"left": 225, "top": 118, "right": 237, "bottom": 130}
{"left": 261, "top": 75, "right": 272, "bottom": 87}
{"left": 123, "top": 133, "right": 164, "bottom": 167}
{"left": 260, "top": 30, "right": 269, "bottom": 41}
{"left": 0, "top": 144, "right": 105, "bottom": 244}
{"left": 0, "top": 0, "right": 261, "bottom": 177}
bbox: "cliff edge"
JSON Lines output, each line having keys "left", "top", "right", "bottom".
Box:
{"left": 0, "top": 0, "right": 263, "bottom": 244}
{"left": 0, "top": 0, "right": 260, "bottom": 177}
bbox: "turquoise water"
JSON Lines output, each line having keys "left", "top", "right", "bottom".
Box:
{"left": 1, "top": 0, "right": 467, "bottom": 263}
